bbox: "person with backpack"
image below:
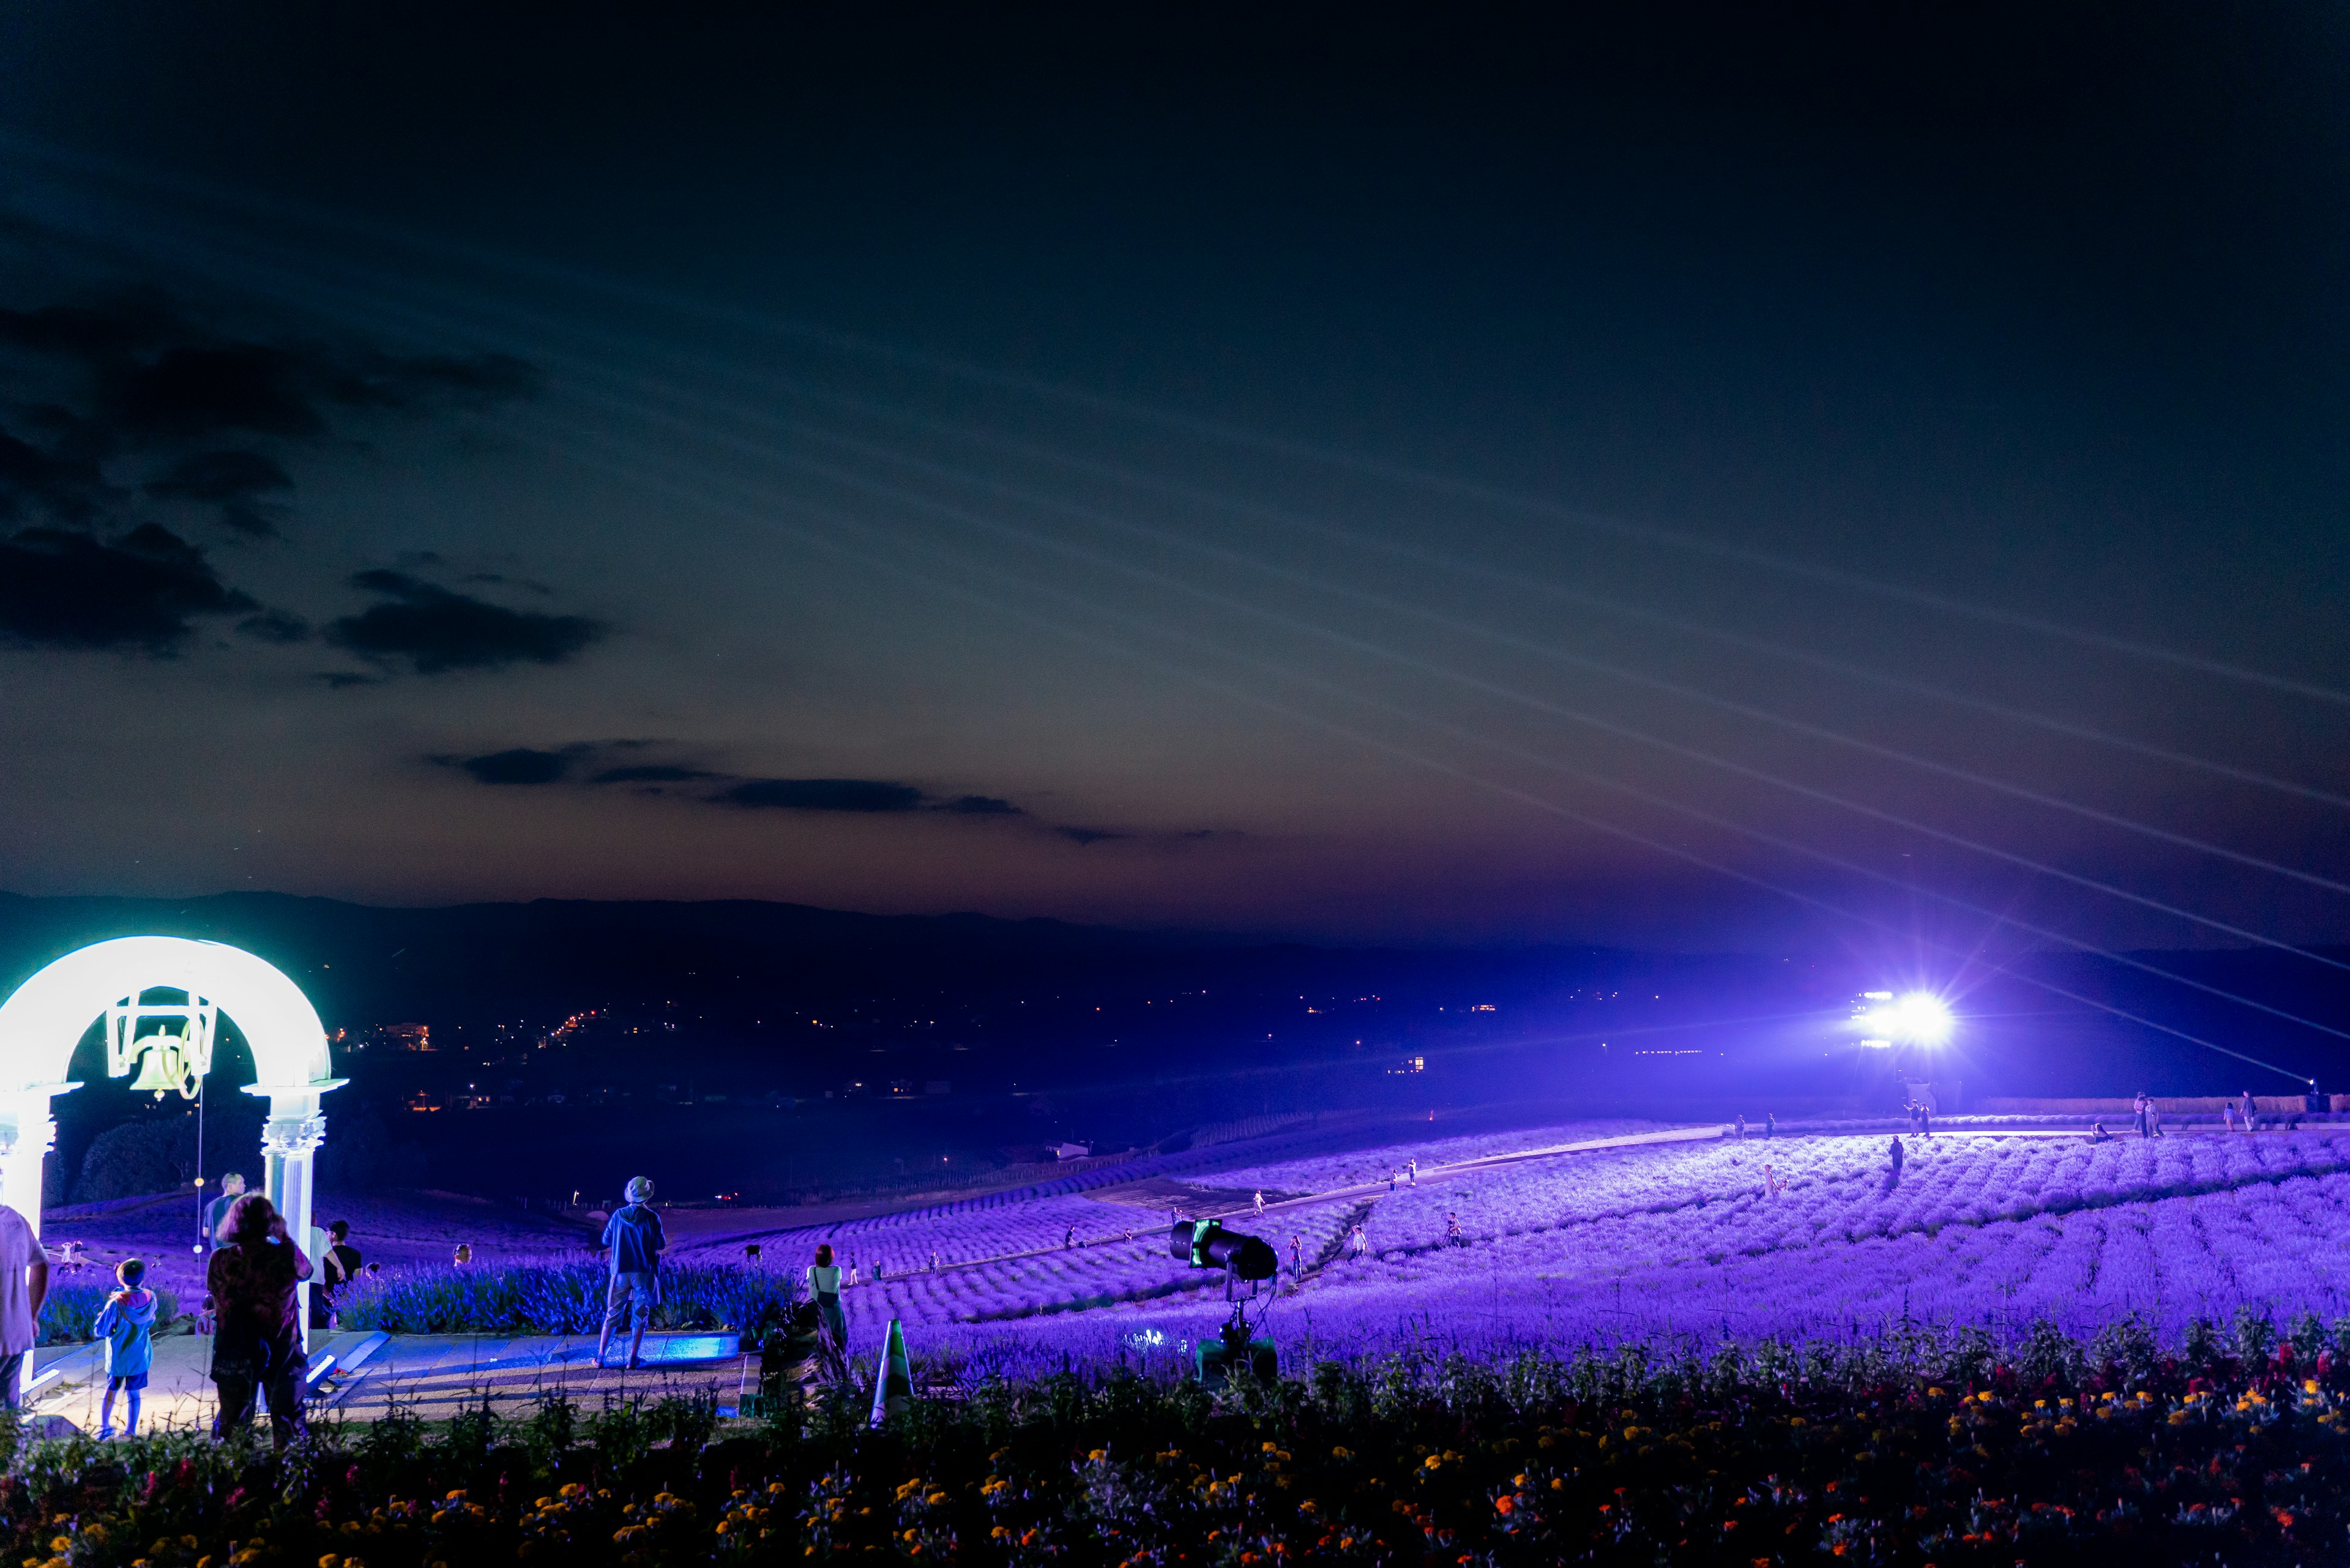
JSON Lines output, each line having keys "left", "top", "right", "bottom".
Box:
{"left": 596, "top": 1176, "right": 666, "bottom": 1371}
{"left": 94, "top": 1258, "right": 156, "bottom": 1439}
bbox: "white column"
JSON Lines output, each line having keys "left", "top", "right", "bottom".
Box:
{"left": 247, "top": 1083, "right": 339, "bottom": 1352}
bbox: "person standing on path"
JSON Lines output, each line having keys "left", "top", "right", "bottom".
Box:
{"left": 1407, "top": 1159, "right": 1417, "bottom": 1186}
{"left": 807, "top": 1244, "right": 848, "bottom": 1360}
{"left": 94, "top": 1258, "right": 155, "bottom": 1438}
{"left": 1253, "top": 1190, "right": 1266, "bottom": 1217}
{"left": 0, "top": 1200, "right": 47, "bottom": 1409}
{"left": 206, "top": 1195, "right": 311, "bottom": 1447}
{"left": 1764, "top": 1112, "right": 1776, "bottom": 1140}
{"left": 2132, "top": 1093, "right": 2150, "bottom": 1138}
{"left": 2147, "top": 1097, "right": 2164, "bottom": 1138}
{"left": 202, "top": 1173, "right": 245, "bottom": 1247}
{"left": 1288, "top": 1233, "right": 1303, "bottom": 1275}
{"left": 2240, "top": 1089, "right": 2258, "bottom": 1132}
{"left": 318, "top": 1220, "right": 362, "bottom": 1324}
{"left": 595, "top": 1176, "right": 666, "bottom": 1371}
{"left": 1734, "top": 1114, "right": 1747, "bottom": 1141}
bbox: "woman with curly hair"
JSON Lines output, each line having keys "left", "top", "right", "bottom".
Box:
{"left": 204, "top": 1192, "right": 312, "bottom": 1447}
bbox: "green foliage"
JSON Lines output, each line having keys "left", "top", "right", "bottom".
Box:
{"left": 71, "top": 1109, "right": 261, "bottom": 1201}
{"left": 37, "top": 1280, "right": 178, "bottom": 1345}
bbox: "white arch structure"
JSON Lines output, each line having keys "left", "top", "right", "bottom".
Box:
{"left": 0, "top": 937, "right": 343, "bottom": 1338}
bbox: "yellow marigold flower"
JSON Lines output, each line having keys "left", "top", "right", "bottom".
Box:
{"left": 48, "top": 1541, "right": 69, "bottom": 1554}
{"left": 924, "top": 1492, "right": 946, "bottom": 1506}
{"left": 1332, "top": 1446, "right": 1352, "bottom": 1458}
{"left": 1088, "top": 1450, "right": 1107, "bottom": 1462}
{"left": 1263, "top": 1442, "right": 1278, "bottom": 1452}
{"left": 320, "top": 1556, "right": 341, "bottom": 1568}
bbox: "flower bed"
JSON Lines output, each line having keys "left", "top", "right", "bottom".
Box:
{"left": 36, "top": 1283, "right": 179, "bottom": 1348}
{"left": 9, "top": 1317, "right": 2350, "bottom": 1564}
{"left": 335, "top": 1262, "right": 799, "bottom": 1335}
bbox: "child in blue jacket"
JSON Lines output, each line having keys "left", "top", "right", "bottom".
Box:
{"left": 94, "top": 1258, "right": 157, "bottom": 1439}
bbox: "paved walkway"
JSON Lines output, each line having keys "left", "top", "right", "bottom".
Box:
{"left": 21, "top": 1331, "right": 754, "bottom": 1436}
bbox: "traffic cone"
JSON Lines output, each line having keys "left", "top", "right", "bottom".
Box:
{"left": 868, "top": 1316, "right": 914, "bottom": 1427}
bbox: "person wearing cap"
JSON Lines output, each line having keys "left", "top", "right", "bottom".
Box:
{"left": 595, "top": 1176, "right": 666, "bottom": 1370}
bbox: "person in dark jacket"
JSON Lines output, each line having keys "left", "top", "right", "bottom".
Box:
{"left": 596, "top": 1176, "right": 666, "bottom": 1370}
{"left": 1888, "top": 1135, "right": 1906, "bottom": 1174}
{"left": 206, "top": 1195, "right": 311, "bottom": 1447}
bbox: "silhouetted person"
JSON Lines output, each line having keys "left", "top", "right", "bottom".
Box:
{"left": 1888, "top": 1135, "right": 1906, "bottom": 1174}
{"left": 807, "top": 1243, "right": 847, "bottom": 1357}
{"left": 207, "top": 1194, "right": 311, "bottom": 1447}
{"left": 202, "top": 1173, "right": 246, "bottom": 1249}
{"left": 0, "top": 1200, "right": 48, "bottom": 1410}
{"left": 595, "top": 1176, "right": 665, "bottom": 1370}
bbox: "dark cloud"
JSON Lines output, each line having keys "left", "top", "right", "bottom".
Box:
{"left": 144, "top": 449, "right": 293, "bottom": 537}
{"left": 439, "top": 748, "right": 572, "bottom": 786}
{"left": 594, "top": 764, "right": 720, "bottom": 784}
{"left": 0, "top": 293, "right": 536, "bottom": 550}
{"left": 144, "top": 449, "right": 292, "bottom": 502}
{"left": 463, "top": 571, "right": 550, "bottom": 594}
{"left": 95, "top": 338, "right": 534, "bottom": 442}
{"left": 942, "top": 794, "right": 1021, "bottom": 815}
{"left": 235, "top": 608, "right": 311, "bottom": 644}
{"left": 1056, "top": 827, "right": 1128, "bottom": 846}
{"left": 0, "top": 524, "right": 255, "bottom": 651}
{"left": 0, "top": 426, "right": 111, "bottom": 524}
{"left": 718, "top": 778, "right": 925, "bottom": 813}
{"left": 103, "top": 345, "right": 323, "bottom": 440}
{"left": 0, "top": 299, "right": 176, "bottom": 361}
{"left": 327, "top": 351, "right": 539, "bottom": 411}
{"left": 325, "top": 569, "right": 604, "bottom": 676}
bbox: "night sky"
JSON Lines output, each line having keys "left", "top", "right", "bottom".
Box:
{"left": 0, "top": 4, "right": 2344, "bottom": 963}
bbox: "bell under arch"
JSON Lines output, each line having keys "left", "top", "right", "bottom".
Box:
{"left": 0, "top": 936, "right": 343, "bottom": 1342}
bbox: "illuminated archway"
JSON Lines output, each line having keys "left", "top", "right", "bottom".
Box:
{"left": 0, "top": 937, "right": 343, "bottom": 1342}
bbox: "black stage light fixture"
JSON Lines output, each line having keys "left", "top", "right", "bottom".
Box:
{"left": 1168, "top": 1219, "right": 1278, "bottom": 1281}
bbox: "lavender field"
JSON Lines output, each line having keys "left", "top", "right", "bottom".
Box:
{"left": 781, "top": 1122, "right": 2350, "bottom": 1376}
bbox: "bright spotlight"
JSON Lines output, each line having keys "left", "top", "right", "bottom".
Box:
{"left": 1848, "top": 988, "right": 1954, "bottom": 1047}
{"left": 1889, "top": 992, "right": 1953, "bottom": 1046}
